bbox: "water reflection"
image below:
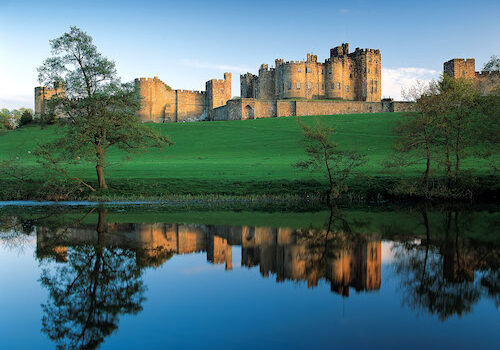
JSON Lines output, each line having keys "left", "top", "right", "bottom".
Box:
{"left": 36, "top": 208, "right": 382, "bottom": 297}
{"left": 38, "top": 209, "right": 145, "bottom": 350}
{"left": 0, "top": 205, "right": 498, "bottom": 349}
{"left": 392, "top": 209, "right": 499, "bottom": 321}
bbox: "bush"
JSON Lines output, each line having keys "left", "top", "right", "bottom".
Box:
{"left": 19, "top": 110, "right": 33, "bottom": 126}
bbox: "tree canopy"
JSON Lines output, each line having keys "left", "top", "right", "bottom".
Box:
{"left": 37, "top": 27, "right": 171, "bottom": 190}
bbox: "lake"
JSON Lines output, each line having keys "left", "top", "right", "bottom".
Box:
{"left": 0, "top": 204, "right": 498, "bottom": 349}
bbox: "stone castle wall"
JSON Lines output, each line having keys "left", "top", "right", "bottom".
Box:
{"left": 211, "top": 98, "right": 414, "bottom": 121}
{"left": 475, "top": 71, "right": 500, "bottom": 95}
{"left": 134, "top": 77, "right": 208, "bottom": 122}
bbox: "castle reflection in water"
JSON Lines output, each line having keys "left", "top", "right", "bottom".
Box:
{"left": 36, "top": 222, "right": 381, "bottom": 296}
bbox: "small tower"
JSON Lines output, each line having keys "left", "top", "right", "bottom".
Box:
{"left": 444, "top": 58, "right": 476, "bottom": 80}
{"left": 34, "top": 82, "right": 65, "bottom": 117}
{"left": 205, "top": 73, "right": 232, "bottom": 119}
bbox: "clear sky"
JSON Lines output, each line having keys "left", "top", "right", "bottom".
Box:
{"left": 1, "top": 0, "right": 499, "bottom": 109}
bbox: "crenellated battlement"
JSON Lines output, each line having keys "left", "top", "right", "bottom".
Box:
{"left": 476, "top": 70, "right": 500, "bottom": 77}
{"left": 177, "top": 89, "right": 205, "bottom": 95}
{"left": 136, "top": 76, "right": 166, "bottom": 84}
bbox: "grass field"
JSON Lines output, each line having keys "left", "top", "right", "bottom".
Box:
{"left": 0, "top": 113, "right": 496, "bottom": 199}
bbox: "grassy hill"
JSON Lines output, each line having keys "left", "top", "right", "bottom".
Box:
{"left": 0, "top": 113, "right": 496, "bottom": 199}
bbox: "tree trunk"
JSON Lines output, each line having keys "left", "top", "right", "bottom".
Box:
{"left": 423, "top": 127, "right": 431, "bottom": 192}
{"left": 96, "top": 165, "right": 107, "bottom": 189}
{"left": 95, "top": 144, "right": 108, "bottom": 189}
{"left": 444, "top": 134, "right": 452, "bottom": 188}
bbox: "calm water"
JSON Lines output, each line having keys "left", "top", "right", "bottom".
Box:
{"left": 0, "top": 205, "right": 498, "bottom": 350}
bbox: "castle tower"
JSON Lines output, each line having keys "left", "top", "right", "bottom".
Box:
{"left": 34, "top": 82, "right": 65, "bottom": 116}
{"left": 205, "top": 73, "right": 232, "bottom": 119}
{"left": 255, "top": 64, "right": 275, "bottom": 99}
{"left": 444, "top": 58, "right": 476, "bottom": 80}
{"left": 240, "top": 73, "right": 257, "bottom": 98}
{"left": 134, "top": 76, "right": 174, "bottom": 122}
{"left": 353, "top": 48, "right": 381, "bottom": 102}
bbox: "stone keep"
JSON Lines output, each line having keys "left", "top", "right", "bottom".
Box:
{"left": 241, "top": 43, "right": 381, "bottom": 102}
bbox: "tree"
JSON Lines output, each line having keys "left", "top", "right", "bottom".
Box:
{"left": 19, "top": 108, "right": 34, "bottom": 126}
{"left": 390, "top": 75, "right": 496, "bottom": 198}
{"left": 433, "top": 76, "right": 480, "bottom": 187}
{"left": 0, "top": 108, "right": 9, "bottom": 129}
{"left": 389, "top": 81, "right": 441, "bottom": 194}
{"left": 295, "top": 118, "right": 366, "bottom": 202}
{"left": 482, "top": 55, "right": 500, "bottom": 73}
{"left": 37, "top": 27, "right": 171, "bottom": 189}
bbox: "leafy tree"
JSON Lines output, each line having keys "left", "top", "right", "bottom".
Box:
{"left": 295, "top": 118, "right": 365, "bottom": 202}
{"left": 0, "top": 108, "right": 9, "bottom": 129}
{"left": 432, "top": 76, "right": 481, "bottom": 187}
{"left": 482, "top": 55, "right": 500, "bottom": 72}
{"left": 389, "top": 81, "right": 443, "bottom": 194}
{"left": 37, "top": 26, "right": 171, "bottom": 189}
{"left": 390, "top": 75, "right": 497, "bottom": 198}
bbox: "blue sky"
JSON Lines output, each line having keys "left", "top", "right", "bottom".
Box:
{"left": 1, "top": 0, "right": 499, "bottom": 109}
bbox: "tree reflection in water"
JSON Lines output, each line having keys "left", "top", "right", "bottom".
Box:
{"left": 38, "top": 209, "right": 146, "bottom": 350}
{"left": 392, "top": 209, "right": 499, "bottom": 321}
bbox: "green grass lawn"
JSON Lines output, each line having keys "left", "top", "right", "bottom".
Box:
{"left": 0, "top": 113, "right": 496, "bottom": 198}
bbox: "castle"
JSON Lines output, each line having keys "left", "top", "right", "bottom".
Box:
{"left": 444, "top": 58, "right": 500, "bottom": 95}
{"left": 34, "top": 42, "right": 498, "bottom": 123}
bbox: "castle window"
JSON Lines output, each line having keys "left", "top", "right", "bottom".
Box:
{"left": 375, "top": 68, "right": 378, "bottom": 74}
{"left": 298, "top": 68, "right": 301, "bottom": 72}
{"left": 338, "top": 83, "right": 341, "bottom": 89}
{"left": 369, "top": 57, "right": 372, "bottom": 63}
{"left": 308, "top": 82, "right": 311, "bottom": 89}
{"left": 328, "top": 68, "right": 332, "bottom": 74}
{"left": 346, "top": 85, "right": 349, "bottom": 92}
{"left": 350, "top": 73, "right": 353, "bottom": 78}
{"left": 220, "top": 89, "right": 223, "bottom": 93}
{"left": 331, "top": 83, "right": 334, "bottom": 89}
{"left": 364, "top": 68, "right": 366, "bottom": 74}
{"left": 297, "top": 82, "right": 301, "bottom": 89}
{"left": 370, "top": 87, "right": 373, "bottom": 93}
{"left": 288, "top": 82, "right": 292, "bottom": 90}
{"left": 307, "top": 67, "right": 312, "bottom": 73}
